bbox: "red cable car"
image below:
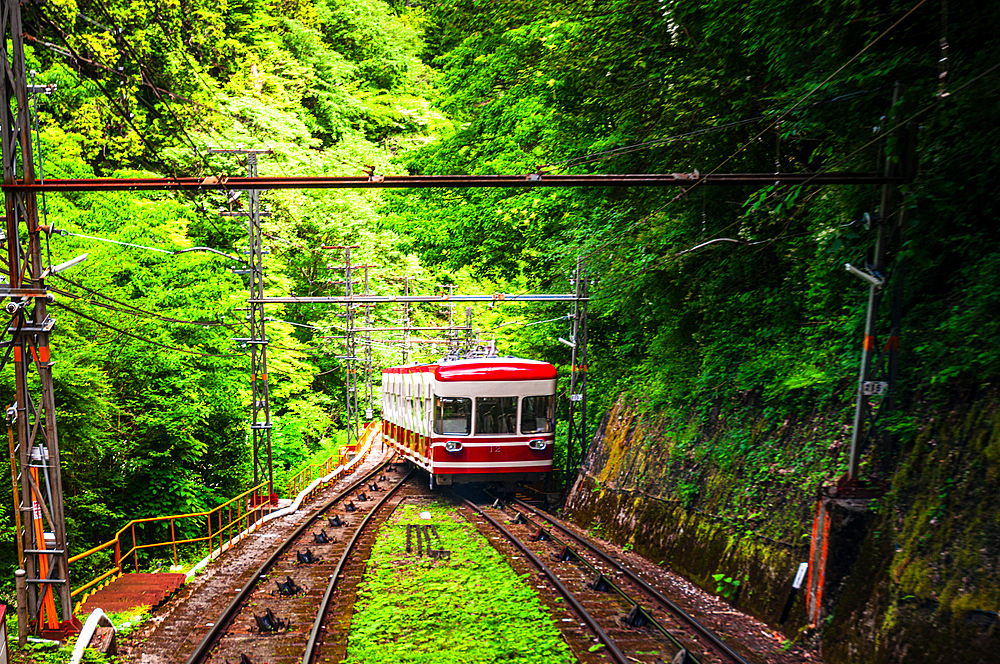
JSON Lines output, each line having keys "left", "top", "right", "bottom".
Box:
{"left": 381, "top": 357, "right": 557, "bottom": 486}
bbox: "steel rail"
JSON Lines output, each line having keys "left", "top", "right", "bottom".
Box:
{"left": 512, "top": 498, "right": 752, "bottom": 664}
{"left": 458, "top": 495, "right": 632, "bottom": 664}
{"left": 491, "top": 500, "right": 697, "bottom": 658}
{"left": 302, "top": 469, "right": 414, "bottom": 664}
{"left": 183, "top": 456, "right": 397, "bottom": 664}
{"left": 1, "top": 172, "right": 905, "bottom": 192}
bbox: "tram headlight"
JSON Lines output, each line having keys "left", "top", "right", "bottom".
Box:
{"left": 444, "top": 440, "right": 463, "bottom": 452}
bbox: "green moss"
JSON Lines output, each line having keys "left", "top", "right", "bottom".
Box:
{"left": 345, "top": 500, "right": 575, "bottom": 664}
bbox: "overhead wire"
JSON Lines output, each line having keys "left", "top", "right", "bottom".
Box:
{"left": 26, "top": 3, "right": 239, "bottom": 240}
{"left": 565, "top": 0, "right": 947, "bottom": 289}
{"left": 51, "top": 273, "right": 240, "bottom": 327}
{"left": 51, "top": 301, "right": 243, "bottom": 358}
{"left": 54, "top": 229, "right": 246, "bottom": 262}
{"left": 542, "top": 88, "right": 883, "bottom": 173}
{"left": 670, "top": 0, "right": 932, "bottom": 204}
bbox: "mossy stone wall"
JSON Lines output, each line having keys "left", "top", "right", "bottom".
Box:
{"left": 565, "top": 394, "right": 1000, "bottom": 662}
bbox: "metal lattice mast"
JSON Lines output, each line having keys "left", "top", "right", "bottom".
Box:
{"left": 1, "top": 0, "right": 72, "bottom": 634}
{"left": 566, "top": 258, "right": 589, "bottom": 472}
{"left": 324, "top": 245, "right": 362, "bottom": 445}
{"left": 344, "top": 246, "right": 360, "bottom": 445}
{"left": 212, "top": 147, "right": 274, "bottom": 494}
{"left": 247, "top": 153, "right": 274, "bottom": 494}
{"left": 362, "top": 264, "right": 374, "bottom": 420}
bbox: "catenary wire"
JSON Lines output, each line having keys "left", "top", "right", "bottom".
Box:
{"left": 671, "top": 0, "right": 932, "bottom": 203}
{"left": 52, "top": 301, "right": 243, "bottom": 358}
{"left": 543, "top": 88, "right": 884, "bottom": 172}
{"left": 51, "top": 273, "right": 240, "bottom": 327}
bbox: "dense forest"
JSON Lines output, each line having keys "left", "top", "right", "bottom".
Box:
{"left": 1, "top": 0, "right": 998, "bottom": 653}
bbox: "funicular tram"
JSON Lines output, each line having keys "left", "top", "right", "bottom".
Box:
{"left": 381, "top": 356, "right": 557, "bottom": 486}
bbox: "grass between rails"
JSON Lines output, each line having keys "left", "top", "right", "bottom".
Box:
{"left": 344, "top": 499, "right": 576, "bottom": 664}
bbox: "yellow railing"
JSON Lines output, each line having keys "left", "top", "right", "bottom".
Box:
{"left": 285, "top": 422, "right": 379, "bottom": 500}
{"left": 70, "top": 421, "right": 383, "bottom": 609}
{"left": 69, "top": 482, "right": 270, "bottom": 604}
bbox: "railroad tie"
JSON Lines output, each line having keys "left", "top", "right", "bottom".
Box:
{"left": 621, "top": 603, "right": 651, "bottom": 628}
{"left": 415, "top": 522, "right": 423, "bottom": 556}
{"left": 406, "top": 524, "right": 412, "bottom": 553}
{"left": 589, "top": 573, "right": 614, "bottom": 592}
{"left": 551, "top": 546, "right": 575, "bottom": 562}
{"left": 427, "top": 524, "right": 451, "bottom": 560}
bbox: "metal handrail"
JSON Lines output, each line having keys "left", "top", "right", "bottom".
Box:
{"left": 285, "top": 423, "right": 375, "bottom": 499}
{"left": 70, "top": 422, "right": 383, "bottom": 606}
{"left": 69, "top": 482, "right": 269, "bottom": 600}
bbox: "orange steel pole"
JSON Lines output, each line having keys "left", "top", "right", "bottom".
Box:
{"left": 132, "top": 523, "right": 138, "bottom": 572}
{"left": 30, "top": 468, "right": 57, "bottom": 629}
{"left": 7, "top": 426, "right": 23, "bottom": 568}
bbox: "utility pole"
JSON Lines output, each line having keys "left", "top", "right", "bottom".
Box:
{"left": 807, "top": 86, "right": 916, "bottom": 627}
{"left": 323, "top": 245, "right": 362, "bottom": 447}
{"left": 211, "top": 147, "right": 274, "bottom": 496}
{"left": 360, "top": 264, "right": 376, "bottom": 421}
{"left": 1, "top": 0, "right": 74, "bottom": 636}
{"left": 845, "top": 83, "right": 914, "bottom": 484}
{"left": 564, "top": 258, "right": 589, "bottom": 473}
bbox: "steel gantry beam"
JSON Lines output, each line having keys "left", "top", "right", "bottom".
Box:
{"left": 0, "top": 172, "right": 904, "bottom": 192}
{"left": 1, "top": 0, "right": 74, "bottom": 638}
{"left": 251, "top": 294, "right": 584, "bottom": 305}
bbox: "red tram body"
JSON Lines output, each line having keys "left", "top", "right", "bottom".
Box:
{"left": 381, "top": 357, "right": 557, "bottom": 485}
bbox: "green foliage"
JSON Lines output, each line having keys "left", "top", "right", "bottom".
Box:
{"left": 712, "top": 572, "right": 744, "bottom": 600}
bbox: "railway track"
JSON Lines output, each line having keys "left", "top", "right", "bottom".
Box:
{"left": 180, "top": 465, "right": 755, "bottom": 664}
{"left": 456, "top": 488, "right": 753, "bottom": 664}
{"left": 506, "top": 495, "right": 755, "bottom": 664}
{"left": 184, "top": 459, "right": 414, "bottom": 664}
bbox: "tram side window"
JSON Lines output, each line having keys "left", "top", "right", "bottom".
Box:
{"left": 521, "top": 395, "right": 555, "bottom": 434}
{"left": 475, "top": 396, "right": 518, "bottom": 435}
{"left": 435, "top": 396, "right": 471, "bottom": 435}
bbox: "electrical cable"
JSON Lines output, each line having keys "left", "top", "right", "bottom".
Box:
{"left": 542, "top": 88, "right": 883, "bottom": 172}
{"left": 53, "top": 228, "right": 245, "bottom": 263}
{"left": 26, "top": 5, "right": 234, "bottom": 240}
{"left": 575, "top": 42, "right": 999, "bottom": 290}
{"left": 670, "top": 0, "right": 931, "bottom": 205}
{"left": 51, "top": 301, "right": 243, "bottom": 358}
{"left": 51, "top": 273, "right": 239, "bottom": 327}
{"left": 489, "top": 314, "right": 572, "bottom": 331}
{"left": 647, "top": 58, "right": 1000, "bottom": 269}
{"left": 90, "top": 0, "right": 215, "bottom": 170}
